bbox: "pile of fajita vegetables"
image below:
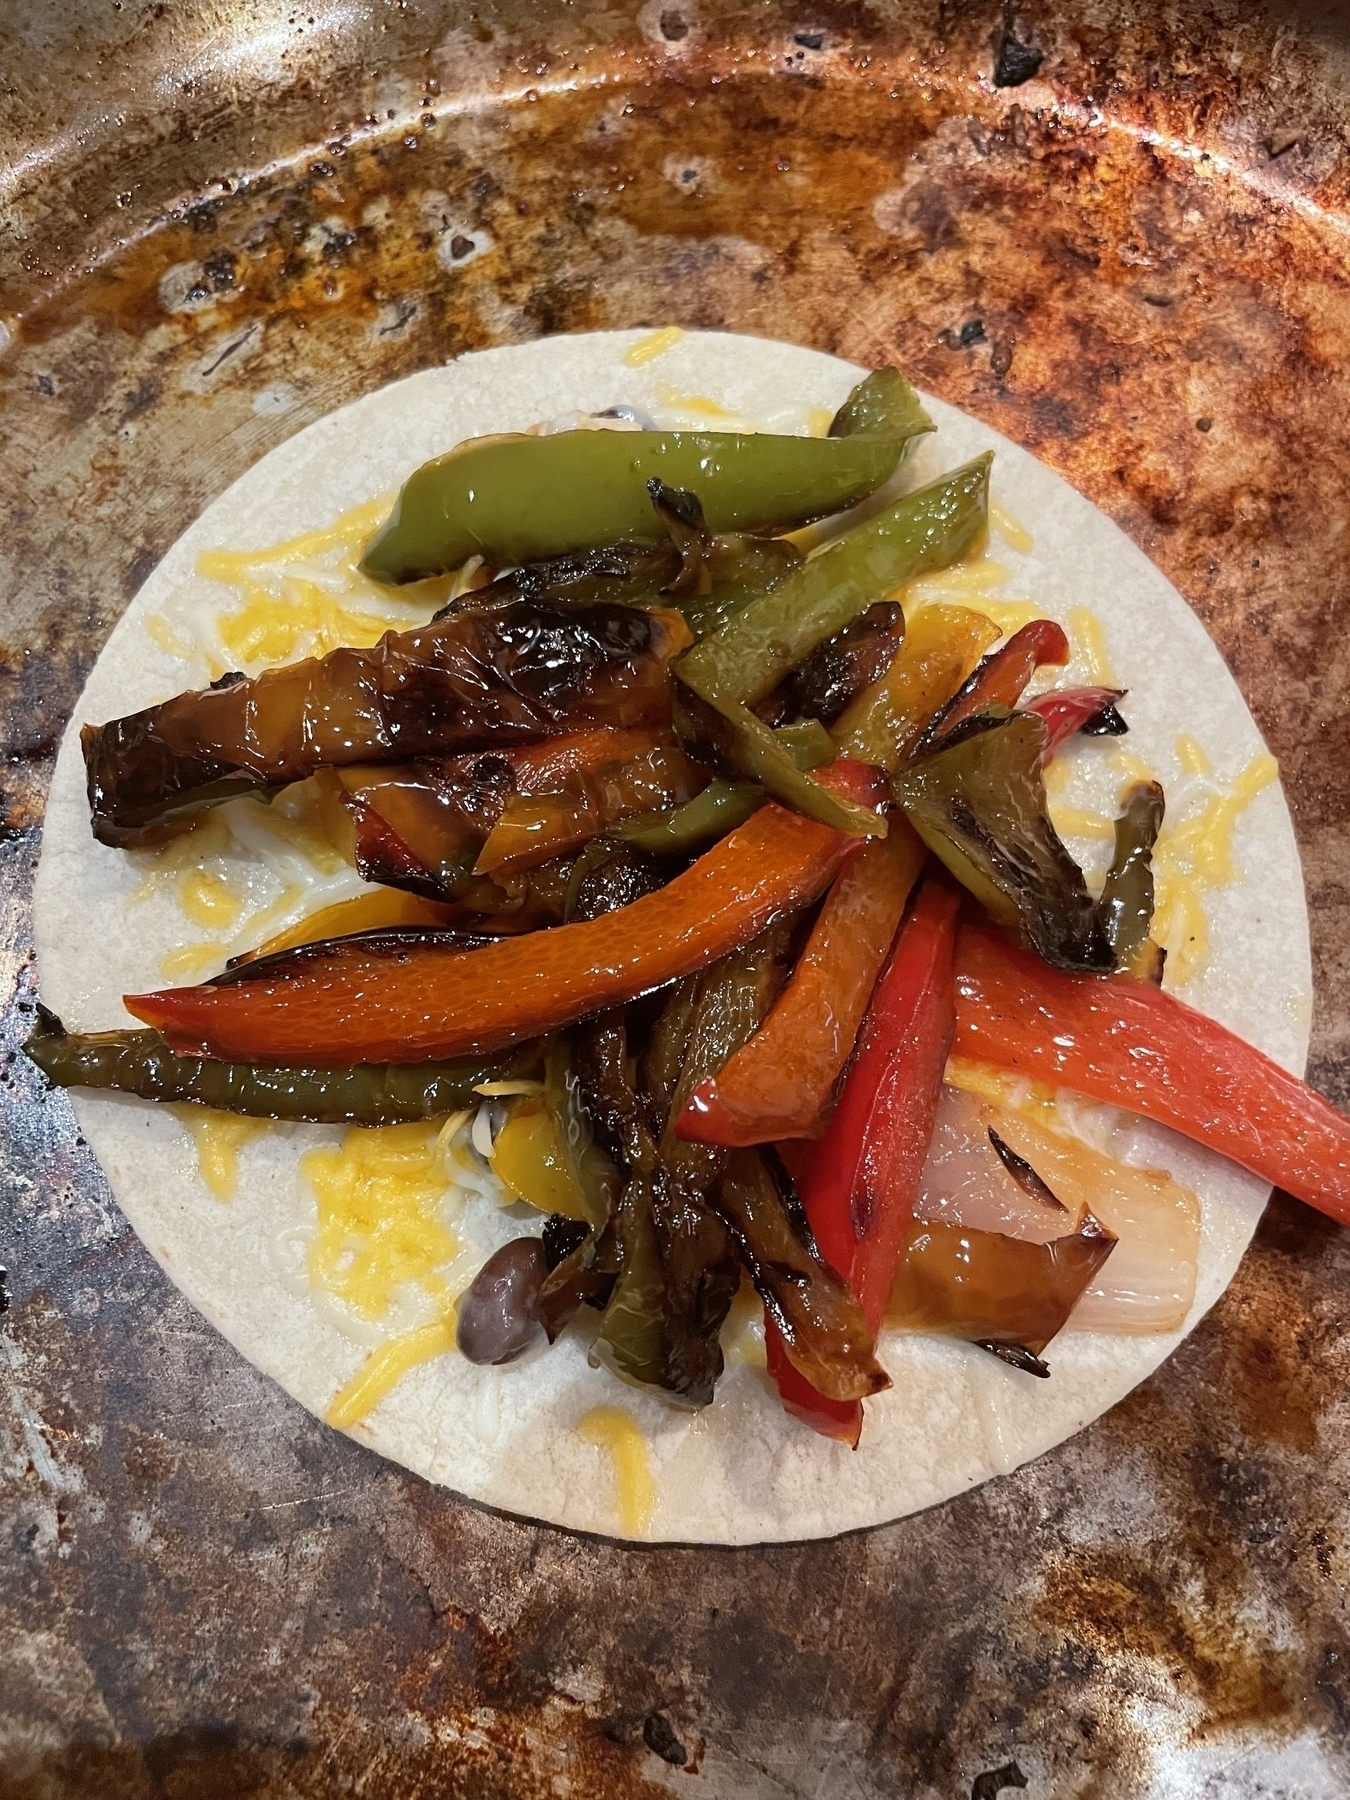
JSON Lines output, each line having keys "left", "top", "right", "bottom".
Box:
{"left": 29, "top": 369, "right": 1350, "bottom": 1444}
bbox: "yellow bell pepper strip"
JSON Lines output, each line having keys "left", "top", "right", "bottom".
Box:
{"left": 125, "top": 761, "right": 886, "bottom": 1065}
{"left": 766, "top": 879, "right": 961, "bottom": 1444}
{"left": 951, "top": 921, "right": 1350, "bottom": 1221}
{"left": 359, "top": 369, "right": 933, "bottom": 582}
{"left": 23, "top": 1005, "right": 539, "bottom": 1125}
{"left": 83, "top": 600, "right": 691, "bottom": 847}
{"left": 473, "top": 742, "right": 707, "bottom": 876}
{"left": 832, "top": 603, "right": 1001, "bottom": 770}
{"left": 677, "top": 819, "right": 928, "bottom": 1145}
{"left": 892, "top": 710, "right": 1114, "bottom": 973}
{"left": 676, "top": 455, "right": 993, "bottom": 712}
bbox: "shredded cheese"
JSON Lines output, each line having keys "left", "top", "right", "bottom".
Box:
{"left": 1151, "top": 752, "right": 1278, "bottom": 985}
{"left": 989, "top": 499, "right": 1034, "bottom": 555}
{"left": 1176, "top": 733, "right": 1212, "bottom": 778}
{"left": 807, "top": 405, "right": 835, "bottom": 438}
{"left": 160, "top": 941, "right": 228, "bottom": 981}
{"left": 327, "top": 1319, "right": 457, "bottom": 1430}
{"left": 175, "top": 1108, "right": 268, "bottom": 1201}
{"left": 654, "top": 383, "right": 748, "bottom": 426}
{"left": 577, "top": 1406, "right": 656, "bottom": 1536}
{"left": 623, "top": 325, "right": 685, "bottom": 366}
{"left": 1068, "top": 606, "right": 1117, "bottom": 685}
{"left": 303, "top": 1123, "right": 458, "bottom": 1321}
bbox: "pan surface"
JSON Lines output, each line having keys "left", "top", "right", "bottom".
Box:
{"left": 4, "top": 0, "right": 1350, "bottom": 1794}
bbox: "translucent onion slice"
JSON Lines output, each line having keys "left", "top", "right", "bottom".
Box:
{"left": 913, "top": 1082, "right": 1201, "bottom": 1335}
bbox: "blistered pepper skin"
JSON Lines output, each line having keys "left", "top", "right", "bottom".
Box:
{"left": 83, "top": 600, "right": 692, "bottom": 847}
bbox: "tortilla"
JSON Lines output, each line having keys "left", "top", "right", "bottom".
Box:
{"left": 32, "top": 329, "right": 1311, "bottom": 1544}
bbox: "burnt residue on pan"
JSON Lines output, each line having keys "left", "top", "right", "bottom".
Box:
{"left": 4, "top": 1, "right": 1350, "bottom": 1795}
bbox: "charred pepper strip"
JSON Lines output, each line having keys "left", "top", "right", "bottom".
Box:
{"left": 23, "top": 1006, "right": 537, "bottom": 1124}
{"left": 83, "top": 599, "right": 691, "bottom": 847}
{"left": 1024, "top": 686, "right": 1128, "bottom": 758}
{"left": 678, "top": 819, "right": 928, "bottom": 1145}
{"left": 832, "top": 603, "right": 1001, "bottom": 770}
{"left": 768, "top": 879, "right": 960, "bottom": 1443}
{"left": 676, "top": 456, "right": 992, "bottom": 711}
{"left": 126, "top": 761, "right": 883, "bottom": 1064}
{"left": 716, "top": 1150, "right": 887, "bottom": 1403}
{"left": 914, "top": 618, "right": 1070, "bottom": 755}
{"left": 951, "top": 921, "right": 1350, "bottom": 1221}
{"left": 359, "top": 369, "right": 933, "bottom": 582}
{"left": 892, "top": 710, "right": 1114, "bottom": 973}
{"left": 1099, "top": 781, "right": 1166, "bottom": 977}
{"left": 888, "top": 1214, "right": 1116, "bottom": 1358}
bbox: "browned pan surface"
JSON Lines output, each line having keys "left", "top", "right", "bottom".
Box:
{"left": 4, "top": 2, "right": 1350, "bottom": 1794}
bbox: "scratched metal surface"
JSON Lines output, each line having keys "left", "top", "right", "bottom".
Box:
{"left": 4, "top": 1, "right": 1350, "bottom": 1794}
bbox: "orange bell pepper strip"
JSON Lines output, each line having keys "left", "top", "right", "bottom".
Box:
{"left": 951, "top": 921, "right": 1350, "bottom": 1222}
{"left": 126, "top": 761, "right": 887, "bottom": 1066}
{"left": 766, "top": 879, "right": 960, "bottom": 1443}
{"left": 676, "top": 819, "right": 928, "bottom": 1146}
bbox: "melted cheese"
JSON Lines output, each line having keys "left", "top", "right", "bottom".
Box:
{"left": 1068, "top": 606, "right": 1117, "bottom": 685}
{"left": 1152, "top": 753, "right": 1278, "bottom": 985}
{"left": 303, "top": 1123, "right": 458, "bottom": 1320}
{"left": 623, "top": 325, "right": 685, "bottom": 366}
{"left": 160, "top": 940, "right": 228, "bottom": 981}
{"left": 577, "top": 1406, "right": 656, "bottom": 1536}
{"left": 1176, "top": 733, "right": 1212, "bottom": 778}
{"left": 327, "top": 1319, "right": 456, "bottom": 1430}
{"left": 196, "top": 493, "right": 393, "bottom": 581}
{"left": 806, "top": 405, "right": 835, "bottom": 438}
{"left": 654, "top": 383, "right": 749, "bottom": 426}
{"left": 177, "top": 867, "right": 241, "bottom": 930}
{"left": 176, "top": 1108, "right": 268, "bottom": 1200}
{"left": 989, "top": 499, "right": 1034, "bottom": 555}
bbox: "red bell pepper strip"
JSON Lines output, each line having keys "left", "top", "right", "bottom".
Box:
{"left": 952, "top": 922, "right": 1350, "bottom": 1221}
{"left": 126, "top": 761, "right": 886, "bottom": 1065}
{"left": 917, "top": 619, "right": 1070, "bottom": 752}
{"left": 676, "top": 820, "right": 927, "bottom": 1146}
{"left": 767, "top": 879, "right": 960, "bottom": 1443}
{"left": 1024, "top": 686, "right": 1126, "bottom": 760}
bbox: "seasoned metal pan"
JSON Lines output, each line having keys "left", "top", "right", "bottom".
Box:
{"left": 3, "top": 2, "right": 1349, "bottom": 1792}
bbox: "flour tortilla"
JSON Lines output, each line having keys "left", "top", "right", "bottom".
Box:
{"left": 34, "top": 330, "right": 1312, "bottom": 1544}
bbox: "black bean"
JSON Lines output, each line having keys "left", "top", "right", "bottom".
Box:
{"left": 456, "top": 1238, "right": 548, "bottom": 1364}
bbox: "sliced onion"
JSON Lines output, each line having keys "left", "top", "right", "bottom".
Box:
{"left": 915, "top": 1083, "right": 1200, "bottom": 1336}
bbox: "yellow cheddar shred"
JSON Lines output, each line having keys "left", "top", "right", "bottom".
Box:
{"left": 1068, "top": 606, "right": 1117, "bottom": 685}
{"left": 578, "top": 1406, "right": 656, "bottom": 1536}
{"left": 1151, "top": 753, "right": 1278, "bottom": 985}
{"left": 303, "top": 1123, "right": 457, "bottom": 1321}
{"left": 176, "top": 1108, "right": 269, "bottom": 1201}
{"left": 159, "top": 940, "right": 228, "bottom": 982}
{"left": 327, "top": 1319, "right": 457, "bottom": 1430}
{"left": 989, "top": 499, "right": 1034, "bottom": 555}
{"left": 623, "top": 325, "right": 685, "bottom": 366}
{"left": 1175, "top": 733, "right": 1212, "bottom": 778}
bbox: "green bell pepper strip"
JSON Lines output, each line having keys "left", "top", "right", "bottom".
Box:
{"left": 611, "top": 779, "right": 764, "bottom": 854}
{"left": 1099, "top": 780, "right": 1166, "bottom": 978}
{"left": 674, "top": 454, "right": 992, "bottom": 711}
{"left": 24, "top": 1006, "right": 538, "bottom": 1124}
{"left": 891, "top": 709, "right": 1114, "bottom": 973}
{"left": 359, "top": 370, "right": 934, "bottom": 583}
{"left": 673, "top": 684, "right": 889, "bottom": 838}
